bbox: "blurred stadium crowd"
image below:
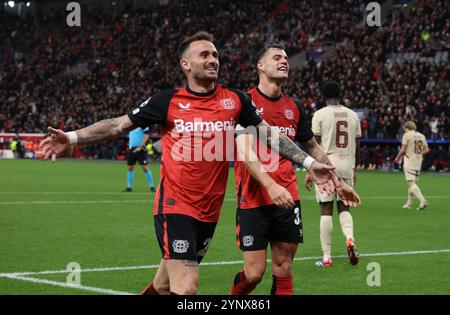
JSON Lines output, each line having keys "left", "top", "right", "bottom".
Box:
{"left": 0, "top": 0, "right": 449, "bottom": 170}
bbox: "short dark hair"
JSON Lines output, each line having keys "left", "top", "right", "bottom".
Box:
{"left": 178, "top": 31, "right": 214, "bottom": 59}
{"left": 322, "top": 81, "right": 341, "bottom": 99}
{"left": 256, "top": 44, "right": 285, "bottom": 63}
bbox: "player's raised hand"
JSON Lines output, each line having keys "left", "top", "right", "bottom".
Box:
{"left": 39, "top": 127, "right": 70, "bottom": 162}
{"left": 266, "top": 181, "right": 295, "bottom": 210}
{"left": 332, "top": 177, "right": 361, "bottom": 207}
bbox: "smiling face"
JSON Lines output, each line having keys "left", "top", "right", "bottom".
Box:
{"left": 257, "top": 47, "right": 289, "bottom": 81}
{"left": 180, "top": 40, "right": 219, "bottom": 83}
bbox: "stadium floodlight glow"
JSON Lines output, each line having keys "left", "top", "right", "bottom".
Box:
{"left": 8, "top": 1, "right": 15, "bottom": 8}
{"left": 26, "top": 2, "right": 30, "bottom": 7}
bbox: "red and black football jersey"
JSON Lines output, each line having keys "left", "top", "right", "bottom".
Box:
{"left": 128, "top": 84, "right": 262, "bottom": 222}
{"left": 234, "top": 87, "right": 314, "bottom": 209}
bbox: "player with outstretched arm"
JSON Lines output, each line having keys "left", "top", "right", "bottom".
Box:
{"left": 40, "top": 32, "right": 360, "bottom": 295}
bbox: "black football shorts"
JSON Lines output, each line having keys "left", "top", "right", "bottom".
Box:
{"left": 127, "top": 147, "right": 148, "bottom": 166}
{"left": 154, "top": 214, "right": 217, "bottom": 263}
{"left": 236, "top": 201, "right": 303, "bottom": 251}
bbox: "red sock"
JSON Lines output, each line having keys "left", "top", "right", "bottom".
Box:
{"left": 140, "top": 282, "right": 159, "bottom": 295}
{"left": 271, "top": 275, "right": 293, "bottom": 295}
{"left": 230, "top": 270, "right": 258, "bottom": 295}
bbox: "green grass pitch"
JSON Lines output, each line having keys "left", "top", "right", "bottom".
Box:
{"left": 0, "top": 159, "right": 449, "bottom": 295}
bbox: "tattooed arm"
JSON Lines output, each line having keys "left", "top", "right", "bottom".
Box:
{"left": 301, "top": 136, "right": 361, "bottom": 207}
{"left": 256, "top": 120, "right": 311, "bottom": 166}
{"left": 40, "top": 115, "right": 135, "bottom": 161}
{"left": 40, "top": 90, "right": 171, "bottom": 161}
{"left": 301, "top": 137, "right": 339, "bottom": 176}
{"left": 256, "top": 120, "right": 361, "bottom": 206}
{"left": 257, "top": 120, "right": 338, "bottom": 173}
{"left": 255, "top": 120, "right": 335, "bottom": 194}
{"left": 72, "top": 115, "right": 135, "bottom": 145}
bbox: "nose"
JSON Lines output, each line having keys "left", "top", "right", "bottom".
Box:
{"left": 207, "top": 55, "right": 218, "bottom": 65}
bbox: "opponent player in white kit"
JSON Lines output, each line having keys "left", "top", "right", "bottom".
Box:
{"left": 305, "top": 81, "right": 361, "bottom": 267}
{"left": 395, "top": 121, "right": 430, "bottom": 211}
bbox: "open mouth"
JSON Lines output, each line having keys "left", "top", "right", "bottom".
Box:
{"left": 205, "top": 65, "right": 218, "bottom": 73}
{"left": 278, "top": 66, "right": 288, "bottom": 72}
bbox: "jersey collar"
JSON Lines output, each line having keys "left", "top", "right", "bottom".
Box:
{"left": 256, "top": 87, "right": 282, "bottom": 101}
{"left": 186, "top": 84, "right": 217, "bottom": 97}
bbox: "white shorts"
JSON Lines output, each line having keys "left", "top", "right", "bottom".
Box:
{"left": 404, "top": 168, "right": 420, "bottom": 183}
{"left": 315, "top": 177, "right": 354, "bottom": 203}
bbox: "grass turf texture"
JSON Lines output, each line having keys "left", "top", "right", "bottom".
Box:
{"left": 0, "top": 159, "right": 449, "bottom": 295}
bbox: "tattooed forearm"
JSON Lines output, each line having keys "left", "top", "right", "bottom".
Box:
{"left": 257, "top": 120, "right": 309, "bottom": 165}
{"left": 278, "top": 134, "right": 310, "bottom": 165}
{"left": 317, "top": 153, "right": 334, "bottom": 167}
{"left": 75, "top": 115, "right": 134, "bottom": 145}
{"left": 302, "top": 137, "right": 340, "bottom": 177}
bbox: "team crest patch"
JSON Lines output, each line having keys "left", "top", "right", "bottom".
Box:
{"left": 284, "top": 109, "right": 294, "bottom": 119}
{"left": 173, "top": 240, "right": 189, "bottom": 253}
{"left": 242, "top": 235, "right": 254, "bottom": 247}
{"left": 220, "top": 98, "right": 235, "bottom": 110}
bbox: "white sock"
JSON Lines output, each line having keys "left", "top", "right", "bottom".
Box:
{"left": 406, "top": 187, "right": 413, "bottom": 206}
{"left": 410, "top": 184, "right": 426, "bottom": 204}
{"left": 339, "top": 211, "right": 354, "bottom": 241}
{"left": 320, "top": 215, "right": 333, "bottom": 259}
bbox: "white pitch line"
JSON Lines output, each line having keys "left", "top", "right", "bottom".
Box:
{"left": 2, "top": 248, "right": 450, "bottom": 278}
{"left": 0, "top": 192, "right": 154, "bottom": 195}
{"left": 3, "top": 249, "right": 450, "bottom": 296}
{"left": 2, "top": 264, "right": 162, "bottom": 277}
{"left": 1, "top": 195, "right": 449, "bottom": 206}
{"left": 4, "top": 275, "right": 134, "bottom": 295}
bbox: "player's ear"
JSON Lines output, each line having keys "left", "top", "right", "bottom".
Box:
{"left": 257, "top": 61, "right": 264, "bottom": 73}
{"left": 180, "top": 58, "right": 190, "bottom": 72}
